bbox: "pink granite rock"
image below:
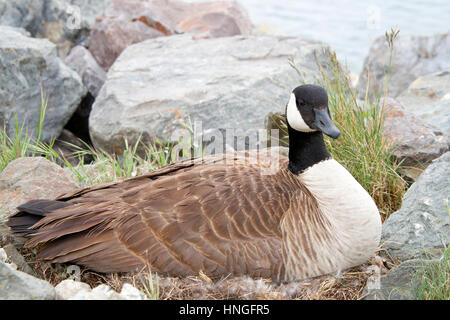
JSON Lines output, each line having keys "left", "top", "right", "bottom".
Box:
{"left": 383, "top": 97, "right": 450, "bottom": 179}
{"left": 88, "top": 0, "right": 252, "bottom": 70}
{"left": 65, "top": 45, "right": 106, "bottom": 97}
{"left": 0, "top": 157, "right": 79, "bottom": 220}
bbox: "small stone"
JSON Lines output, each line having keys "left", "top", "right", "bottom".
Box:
{"left": 0, "top": 248, "right": 7, "bottom": 263}
{"left": 91, "top": 284, "right": 124, "bottom": 300}
{"left": 120, "top": 283, "right": 147, "bottom": 300}
{"left": 55, "top": 279, "right": 92, "bottom": 300}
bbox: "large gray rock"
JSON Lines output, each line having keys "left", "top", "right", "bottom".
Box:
{"left": 66, "top": 0, "right": 114, "bottom": 27}
{"left": 0, "top": 261, "right": 56, "bottom": 300}
{"left": 364, "top": 258, "right": 439, "bottom": 300}
{"left": 0, "top": 0, "right": 92, "bottom": 57}
{"left": 397, "top": 70, "right": 450, "bottom": 137}
{"left": 358, "top": 32, "right": 450, "bottom": 99}
{"left": 381, "top": 152, "right": 450, "bottom": 261}
{"left": 0, "top": 26, "right": 87, "bottom": 143}
{"left": 89, "top": 34, "right": 331, "bottom": 154}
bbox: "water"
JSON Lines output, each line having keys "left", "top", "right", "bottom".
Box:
{"left": 190, "top": 0, "right": 450, "bottom": 74}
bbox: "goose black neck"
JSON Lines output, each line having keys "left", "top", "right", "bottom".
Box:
{"left": 287, "top": 125, "right": 332, "bottom": 175}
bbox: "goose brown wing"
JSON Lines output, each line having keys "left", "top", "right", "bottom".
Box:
{"left": 19, "top": 153, "right": 301, "bottom": 278}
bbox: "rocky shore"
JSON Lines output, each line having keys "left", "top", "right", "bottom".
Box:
{"left": 0, "top": 0, "right": 449, "bottom": 300}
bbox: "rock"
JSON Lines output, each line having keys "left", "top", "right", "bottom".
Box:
{"left": 88, "top": 0, "right": 252, "bottom": 70}
{"left": 381, "top": 152, "right": 450, "bottom": 262}
{"left": 90, "top": 284, "right": 124, "bottom": 300}
{"left": 120, "top": 283, "right": 148, "bottom": 300}
{"left": 55, "top": 279, "right": 91, "bottom": 300}
{"left": 358, "top": 32, "right": 450, "bottom": 99}
{"left": 63, "top": 46, "right": 105, "bottom": 145}
{"left": 0, "top": 25, "right": 30, "bottom": 36}
{"left": 1, "top": 244, "right": 34, "bottom": 276}
{"left": 66, "top": 0, "right": 114, "bottom": 27}
{"left": 0, "top": 0, "right": 91, "bottom": 57}
{"left": 68, "top": 283, "right": 147, "bottom": 300}
{"left": 382, "top": 97, "right": 449, "bottom": 179}
{"left": 0, "top": 26, "right": 87, "bottom": 143}
{"left": 0, "top": 248, "right": 7, "bottom": 263}
{"left": 0, "top": 157, "right": 79, "bottom": 224}
{"left": 65, "top": 46, "right": 106, "bottom": 97}
{"left": 89, "top": 34, "right": 331, "bottom": 154}
{"left": 88, "top": 0, "right": 173, "bottom": 70}
{"left": 364, "top": 258, "right": 439, "bottom": 300}
{"left": 55, "top": 279, "right": 147, "bottom": 300}
{"left": 175, "top": 0, "right": 253, "bottom": 39}
{"left": 0, "top": 261, "right": 56, "bottom": 300}
{"left": 64, "top": 94, "right": 95, "bottom": 144}
{"left": 397, "top": 70, "right": 450, "bottom": 137}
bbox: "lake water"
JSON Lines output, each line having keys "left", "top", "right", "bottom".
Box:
{"left": 190, "top": 0, "right": 450, "bottom": 74}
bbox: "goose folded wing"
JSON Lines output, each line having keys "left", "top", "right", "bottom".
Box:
{"left": 13, "top": 155, "right": 299, "bottom": 277}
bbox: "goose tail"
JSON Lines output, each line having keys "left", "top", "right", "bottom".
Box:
{"left": 6, "top": 199, "right": 71, "bottom": 237}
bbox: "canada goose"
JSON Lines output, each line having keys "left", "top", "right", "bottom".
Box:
{"left": 7, "top": 84, "right": 381, "bottom": 282}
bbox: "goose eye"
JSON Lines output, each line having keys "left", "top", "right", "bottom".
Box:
{"left": 298, "top": 100, "right": 305, "bottom": 107}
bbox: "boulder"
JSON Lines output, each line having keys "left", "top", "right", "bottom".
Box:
{"left": 0, "top": 157, "right": 79, "bottom": 223}
{"left": 0, "top": 0, "right": 92, "bottom": 57}
{"left": 88, "top": 0, "right": 253, "bottom": 70}
{"left": 89, "top": 34, "right": 331, "bottom": 154}
{"left": 0, "top": 26, "right": 87, "bottom": 143}
{"left": 397, "top": 70, "right": 450, "bottom": 137}
{"left": 358, "top": 32, "right": 450, "bottom": 99}
{"left": 1, "top": 244, "right": 34, "bottom": 276}
{"left": 382, "top": 97, "right": 449, "bottom": 179}
{"left": 64, "top": 45, "right": 106, "bottom": 97}
{"left": 0, "top": 261, "right": 56, "bottom": 300}
{"left": 381, "top": 152, "right": 450, "bottom": 262}
{"left": 364, "top": 258, "right": 440, "bottom": 300}
{"left": 66, "top": 0, "right": 115, "bottom": 27}
{"left": 175, "top": 0, "right": 253, "bottom": 38}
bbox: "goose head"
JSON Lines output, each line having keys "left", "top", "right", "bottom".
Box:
{"left": 286, "top": 84, "right": 340, "bottom": 139}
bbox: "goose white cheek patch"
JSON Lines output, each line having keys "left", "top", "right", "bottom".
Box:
{"left": 286, "top": 93, "right": 316, "bottom": 132}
